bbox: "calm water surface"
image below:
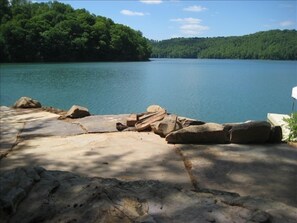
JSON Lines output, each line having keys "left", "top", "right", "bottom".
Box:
{"left": 1, "top": 59, "right": 296, "bottom": 123}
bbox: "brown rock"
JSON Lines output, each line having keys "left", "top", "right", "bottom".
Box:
{"left": 166, "top": 123, "right": 229, "bottom": 144}
{"left": 230, "top": 121, "right": 271, "bottom": 144}
{"left": 126, "top": 114, "right": 138, "bottom": 127}
{"left": 13, "top": 97, "right": 41, "bottom": 108}
{"left": 152, "top": 114, "right": 183, "bottom": 137}
{"left": 146, "top": 105, "right": 165, "bottom": 113}
{"left": 66, "top": 105, "right": 90, "bottom": 119}
{"left": 135, "top": 109, "right": 167, "bottom": 131}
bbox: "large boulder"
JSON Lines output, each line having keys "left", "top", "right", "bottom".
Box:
{"left": 152, "top": 114, "right": 183, "bottom": 137}
{"left": 66, "top": 105, "right": 90, "bottom": 118}
{"left": 229, "top": 121, "right": 271, "bottom": 144}
{"left": 166, "top": 123, "right": 229, "bottom": 144}
{"left": 13, "top": 97, "right": 41, "bottom": 108}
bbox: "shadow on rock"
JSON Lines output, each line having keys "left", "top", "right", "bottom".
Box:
{"left": 1, "top": 167, "right": 297, "bottom": 223}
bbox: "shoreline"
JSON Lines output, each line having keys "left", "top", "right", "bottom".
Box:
{"left": 1, "top": 105, "right": 297, "bottom": 221}
{"left": 1, "top": 97, "right": 290, "bottom": 143}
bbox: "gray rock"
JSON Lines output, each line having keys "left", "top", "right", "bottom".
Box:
{"left": 178, "top": 117, "right": 205, "bottom": 127}
{"left": 2, "top": 167, "right": 296, "bottom": 223}
{"left": 152, "top": 114, "right": 183, "bottom": 137}
{"left": 222, "top": 122, "right": 243, "bottom": 131}
{"left": 230, "top": 121, "right": 272, "bottom": 144}
{"left": 0, "top": 167, "right": 44, "bottom": 216}
{"left": 166, "top": 123, "right": 229, "bottom": 144}
{"left": 126, "top": 114, "right": 138, "bottom": 127}
{"left": 20, "top": 118, "right": 85, "bottom": 138}
{"left": 66, "top": 105, "right": 90, "bottom": 118}
{"left": 13, "top": 97, "right": 41, "bottom": 108}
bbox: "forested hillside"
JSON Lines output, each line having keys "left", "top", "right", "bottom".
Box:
{"left": 0, "top": 0, "right": 151, "bottom": 62}
{"left": 151, "top": 30, "right": 297, "bottom": 60}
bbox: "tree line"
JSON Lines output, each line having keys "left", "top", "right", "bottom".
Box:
{"left": 0, "top": 0, "right": 151, "bottom": 62}
{"left": 1, "top": 0, "right": 296, "bottom": 62}
{"left": 151, "top": 30, "right": 297, "bottom": 60}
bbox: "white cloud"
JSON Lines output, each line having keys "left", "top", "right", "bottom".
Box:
{"left": 120, "top": 9, "right": 149, "bottom": 16}
{"left": 170, "top": 18, "right": 202, "bottom": 24}
{"left": 183, "top": 5, "right": 207, "bottom": 12}
{"left": 279, "top": 20, "right": 294, "bottom": 27}
{"left": 139, "top": 0, "right": 162, "bottom": 4}
{"left": 180, "top": 24, "right": 209, "bottom": 35}
{"left": 170, "top": 17, "right": 209, "bottom": 36}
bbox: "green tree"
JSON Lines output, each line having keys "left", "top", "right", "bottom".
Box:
{"left": 0, "top": 1, "right": 151, "bottom": 62}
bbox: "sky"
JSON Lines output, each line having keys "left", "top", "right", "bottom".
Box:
{"left": 53, "top": 0, "right": 296, "bottom": 40}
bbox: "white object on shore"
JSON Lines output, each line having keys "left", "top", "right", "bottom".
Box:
{"left": 292, "top": 86, "right": 297, "bottom": 100}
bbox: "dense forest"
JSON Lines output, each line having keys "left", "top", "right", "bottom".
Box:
{"left": 151, "top": 30, "right": 297, "bottom": 60}
{"left": 1, "top": 0, "right": 296, "bottom": 62}
{"left": 0, "top": 0, "right": 151, "bottom": 62}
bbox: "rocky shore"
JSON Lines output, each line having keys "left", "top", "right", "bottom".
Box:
{"left": 1, "top": 97, "right": 297, "bottom": 223}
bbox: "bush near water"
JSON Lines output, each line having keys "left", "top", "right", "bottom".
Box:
{"left": 284, "top": 112, "right": 297, "bottom": 142}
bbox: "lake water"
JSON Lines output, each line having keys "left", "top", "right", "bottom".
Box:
{"left": 1, "top": 59, "right": 296, "bottom": 123}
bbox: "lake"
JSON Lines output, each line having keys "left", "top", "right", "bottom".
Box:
{"left": 1, "top": 59, "right": 296, "bottom": 123}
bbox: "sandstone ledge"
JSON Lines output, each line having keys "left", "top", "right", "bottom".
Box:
{"left": 1, "top": 106, "right": 297, "bottom": 223}
{"left": 1, "top": 166, "right": 296, "bottom": 223}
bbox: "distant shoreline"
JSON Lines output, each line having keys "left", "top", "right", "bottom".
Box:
{"left": 1, "top": 57, "right": 297, "bottom": 64}
{"left": 151, "top": 30, "right": 297, "bottom": 61}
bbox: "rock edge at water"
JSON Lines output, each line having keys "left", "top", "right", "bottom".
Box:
{"left": 13, "top": 97, "right": 41, "bottom": 109}
{"left": 9, "top": 99, "right": 285, "bottom": 144}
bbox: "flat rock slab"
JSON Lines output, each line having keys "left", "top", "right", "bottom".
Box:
{"left": 0, "top": 122, "right": 24, "bottom": 157}
{"left": 0, "top": 132, "right": 191, "bottom": 189}
{"left": 20, "top": 118, "right": 85, "bottom": 138}
{"left": 73, "top": 114, "right": 130, "bottom": 133}
{"left": 0, "top": 106, "right": 84, "bottom": 140}
{"left": 0, "top": 106, "right": 60, "bottom": 156}
{"left": 0, "top": 106, "right": 59, "bottom": 123}
{"left": 179, "top": 143, "right": 297, "bottom": 207}
{"left": 1, "top": 167, "right": 296, "bottom": 223}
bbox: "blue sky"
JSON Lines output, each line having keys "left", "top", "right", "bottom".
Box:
{"left": 55, "top": 0, "right": 296, "bottom": 40}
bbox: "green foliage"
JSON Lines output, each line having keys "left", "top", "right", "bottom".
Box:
{"left": 284, "top": 112, "right": 297, "bottom": 142}
{"left": 151, "top": 30, "right": 297, "bottom": 60}
{"left": 0, "top": 1, "right": 151, "bottom": 62}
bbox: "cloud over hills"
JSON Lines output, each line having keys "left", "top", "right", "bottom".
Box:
{"left": 171, "top": 17, "right": 209, "bottom": 36}
{"left": 279, "top": 20, "right": 294, "bottom": 27}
